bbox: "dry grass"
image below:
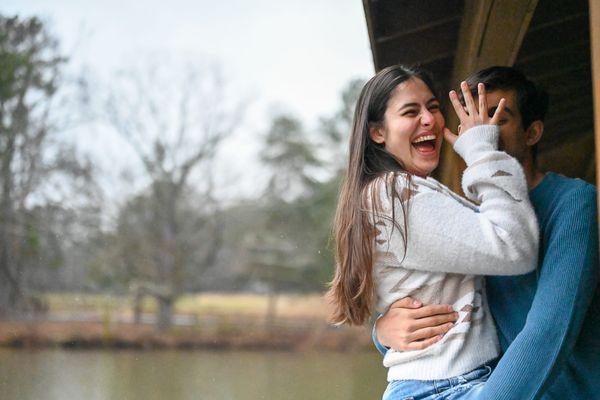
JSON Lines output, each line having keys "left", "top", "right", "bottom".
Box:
{"left": 1, "top": 293, "right": 370, "bottom": 351}
{"left": 43, "top": 292, "right": 331, "bottom": 320}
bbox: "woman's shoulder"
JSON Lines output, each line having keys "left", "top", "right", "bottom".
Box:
{"left": 390, "top": 172, "right": 452, "bottom": 195}
{"left": 368, "top": 172, "right": 477, "bottom": 209}
{"left": 366, "top": 172, "right": 450, "bottom": 200}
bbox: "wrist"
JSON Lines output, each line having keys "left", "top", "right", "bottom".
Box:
{"left": 453, "top": 125, "right": 500, "bottom": 165}
{"left": 374, "top": 317, "right": 390, "bottom": 349}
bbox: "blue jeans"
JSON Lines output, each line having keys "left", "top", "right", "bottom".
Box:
{"left": 382, "top": 364, "right": 493, "bottom": 400}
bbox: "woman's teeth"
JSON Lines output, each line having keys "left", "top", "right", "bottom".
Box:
{"left": 412, "top": 134, "right": 436, "bottom": 144}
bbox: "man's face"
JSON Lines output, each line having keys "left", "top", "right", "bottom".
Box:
{"left": 479, "top": 89, "right": 530, "bottom": 162}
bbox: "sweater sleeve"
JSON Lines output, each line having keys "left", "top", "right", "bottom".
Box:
{"left": 469, "top": 187, "right": 599, "bottom": 400}
{"left": 373, "top": 125, "right": 538, "bottom": 275}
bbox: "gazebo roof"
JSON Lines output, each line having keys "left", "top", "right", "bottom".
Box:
{"left": 363, "top": 0, "right": 594, "bottom": 183}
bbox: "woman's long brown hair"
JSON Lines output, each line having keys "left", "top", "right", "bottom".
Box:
{"left": 327, "top": 65, "right": 438, "bottom": 326}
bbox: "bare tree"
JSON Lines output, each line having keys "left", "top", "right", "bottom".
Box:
{"left": 102, "top": 60, "right": 242, "bottom": 330}
{"left": 0, "top": 16, "right": 98, "bottom": 315}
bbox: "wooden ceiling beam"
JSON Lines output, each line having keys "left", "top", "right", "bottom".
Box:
{"left": 362, "top": 0, "right": 380, "bottom": 72}
{"left": 376, "top": 16, "right": 462, "bottom": 44}
{"left": 526, "top": 11, "right": 588, "bottom": 32}
{"left": 439, "top": 0, "right": 540, "bottom": 192}
{"left": 516, "top": 41, "right": 588, "bottom": 65}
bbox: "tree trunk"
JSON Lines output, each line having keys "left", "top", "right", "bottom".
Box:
{"left": 157, "top": 295, "right": 173, "bottom": 332}
{"left": 0, "top": 133, "right": 21, "bottom": 316}
{"left": 133, "top": 292, "right": 143, "bottom": 324}
{"left": 265, "top": 289, "right": 278, "bottom": 331}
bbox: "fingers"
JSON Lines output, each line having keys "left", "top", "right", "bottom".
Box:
{"left": 460, "top": 81, "right": 477, "bottom": 117}
{"left": 478, "top": 83, "right": 487, "bottom": 120}
{"left": 411, "top": 312, "right": 458, "bottom": 330}
{"left": 411, "top": 303, "right": 454, "bottom": 319}
{"left": 410, "top": 322, "right": 455, "bottom": 341}
{"left": 404, "top": 334, "right": 443, "bottom": 351}
{"left": 449, "top": 90, "right": 468, "bottom": 121}
{"left": 443, "top": 127, "right": 457, "bottom": 146}
{"left": 389, "top": 296, "right": 422, "bottom": 309}
{"left": 381, "top": 302, "right": 459, "bottom": 351}
{"left": 388, "top": 318, "right": 457, "bottom": 351}
{"left": 490, "top": 98, "right": 507, "bottom": 125}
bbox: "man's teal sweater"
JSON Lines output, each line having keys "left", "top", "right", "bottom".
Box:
{"left": 481, "top": 172, "right": 599, "bottom": 399}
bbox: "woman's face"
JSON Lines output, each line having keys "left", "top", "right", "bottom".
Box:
{"left": 370, "top": 77, "right": 445, "bottom": 177}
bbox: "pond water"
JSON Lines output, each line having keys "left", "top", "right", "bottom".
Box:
{"left": 0, "top": 348, "right": 387, "bottom": 399}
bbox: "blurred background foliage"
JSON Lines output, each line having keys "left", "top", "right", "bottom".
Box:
{"left": 0, "top": 14, "right": 365, "bottom": 331}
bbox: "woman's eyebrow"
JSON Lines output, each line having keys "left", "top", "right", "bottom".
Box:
{"left": 398, "top": 102, "right": 419, "bottom": 111}
{"left": 398, "top": 97, "right": 438, "bottom": 111}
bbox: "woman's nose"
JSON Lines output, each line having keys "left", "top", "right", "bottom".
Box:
{"left": 421, "top": 110, "right": 434, "bottom": 126}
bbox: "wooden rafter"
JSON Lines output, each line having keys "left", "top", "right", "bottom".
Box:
{"left": 362, "top": 0, "right": 380, "bottom": 72}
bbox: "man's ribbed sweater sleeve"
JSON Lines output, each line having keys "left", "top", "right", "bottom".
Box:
{"left": 372, "top": 315, "right": 389, "bottom": 356}
{"left": 473, "top": 186, "right": 598, "bottom": 400}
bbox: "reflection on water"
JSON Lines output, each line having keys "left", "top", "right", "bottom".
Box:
{"left": 0, "top": 348, "right": 386, "bottom": 400}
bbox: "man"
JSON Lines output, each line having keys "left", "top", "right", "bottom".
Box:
{"left": 373, "top": 66, "right": 599, "bottom": 399}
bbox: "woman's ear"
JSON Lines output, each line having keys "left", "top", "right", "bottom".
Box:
{"left": 369, "top": 125, "right": 385, "bottom": 144}
{"left": 525, "top": 120, "right": 544, "bottom": 146}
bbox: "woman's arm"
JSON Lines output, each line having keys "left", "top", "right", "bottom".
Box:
{"left": 374, "top": 124, "right": 538, "bottom": 276}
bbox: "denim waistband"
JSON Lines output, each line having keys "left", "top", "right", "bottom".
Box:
{"left": 383, "top": 362, "right": 495, "bottom": 400}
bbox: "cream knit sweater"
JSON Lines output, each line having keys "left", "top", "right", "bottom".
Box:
{"left": 368, "top": 125, "right": 539, "bottom": 381}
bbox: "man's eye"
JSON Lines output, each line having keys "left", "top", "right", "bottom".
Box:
{"left": 498, "top": 119, "right": 508, "bottom": 125}
{"left": 428, "top": 104, "right": 440, "bottom": 111}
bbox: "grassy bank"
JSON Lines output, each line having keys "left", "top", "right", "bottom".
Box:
{"left": 43, "top": 292, "right": 331, "bottom": 319}
{"left": 0, "top": 293, "right": 373, "bottom": 351}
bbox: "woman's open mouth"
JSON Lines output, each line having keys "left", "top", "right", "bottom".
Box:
{"left": 411, "top": 134, "right": 437, "bottom": 155}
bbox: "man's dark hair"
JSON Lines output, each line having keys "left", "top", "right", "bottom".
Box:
{"left": 464, "top": 66, "right": 548, "bottom": 128}
{"left": 463, "top": 66, "right": 549, "bottom": 162}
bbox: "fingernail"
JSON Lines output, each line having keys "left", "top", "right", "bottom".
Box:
{"left": 413, "top": 300, "right": 421, "bottom": 306}
{"left": 447, "top": 306, "right": 453, "bottom": 312}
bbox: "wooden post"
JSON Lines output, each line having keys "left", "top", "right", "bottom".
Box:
{"left": 590, "top": 0, "right": 600, "bottom": 232}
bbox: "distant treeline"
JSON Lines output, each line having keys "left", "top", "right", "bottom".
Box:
{"left": 0, "top": 14, "right": 364, "bottom": 329}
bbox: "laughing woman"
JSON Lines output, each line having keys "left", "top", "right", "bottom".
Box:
{"left": 327, "top": 65, "right": 538, "bottom": 400}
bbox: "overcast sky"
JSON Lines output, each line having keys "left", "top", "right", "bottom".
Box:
{"left": 2, "top": 0, "right": 374, "bottom": 202}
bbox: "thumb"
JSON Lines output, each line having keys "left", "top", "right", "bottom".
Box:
{"left": 390, "top": 296, "right": 422, "bottom": 309}
{"left": 443, "top": 127, "right": 457, "bottom": 146}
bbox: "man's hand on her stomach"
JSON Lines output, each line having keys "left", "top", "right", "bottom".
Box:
{"left": 376, "top": 297, "right": 459, "bottom": 351}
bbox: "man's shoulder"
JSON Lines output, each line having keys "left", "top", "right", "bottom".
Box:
{"left": 545, "top": 173, "right": 596, "bottom": 204}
